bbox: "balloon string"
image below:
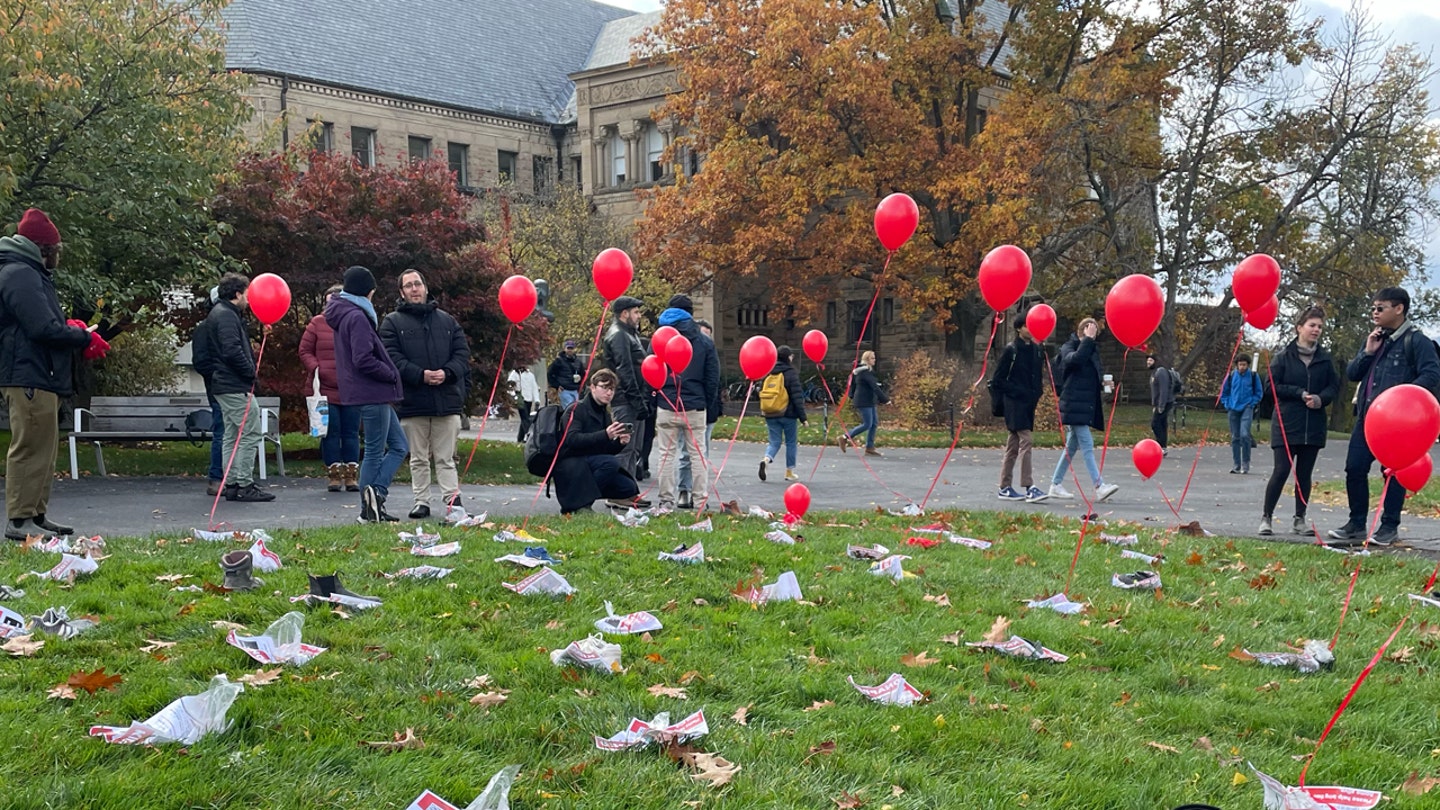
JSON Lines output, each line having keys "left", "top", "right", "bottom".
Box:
{"left": 666, "top": 380, "right": 730, "bottom": 514}
{"left": 920, "top": 312, "right": 1003, "bottom": 510}
{"left": 1174, "top": 328, "right": 1245, "bottom": 513}
{"left": 1330, "top": 474, "right": 1393, "bottom": 651}
{"left": 1037, "top": 356, "right": 1099, "bottom": 595}
{"left": 849, "top": 251, "right": 893, "bottom": 370}
{"left": 451, "top": 324, "right": 512, "bottom": 512}
{"left": 208, "top": 333, "right": 268, "bottom": 531}
{"left": 707, "top": 381, "right": 752, "bottom": 495}
{"left": 809, "top": 365, "right": 910, "bottom": 502}
{"left": 1096, "top": 348, "right": 1129, "bottom": 475}
{"left": 1262, "top": 347, "right": 1329, "bottom": 546}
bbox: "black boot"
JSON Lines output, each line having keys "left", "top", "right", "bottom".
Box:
{"left": 220, "top": 550, "right": 263, "bottom": 591}
{"left": 307, "top": 572, "right": 376, "bottom": 602}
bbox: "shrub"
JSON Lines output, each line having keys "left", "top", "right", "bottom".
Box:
{"left": 93, "top": 319, "right": 184, "bottom": 396}
{"left": 889, "top": 349, "right": 957, "bottom": 428}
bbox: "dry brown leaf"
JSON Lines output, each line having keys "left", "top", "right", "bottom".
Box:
{"left": 332, "top": 607, "right": 352, "bottom": 620}
{"left": 645, "top": 652, "right": 666, "bottom": 664}
{"left": 1229, "top": 648, "right": 1256, "bottom": 663}
{"left": 238, "top": 668, "right": 284, "bottom": 687}
{"left": 804, "top": 700, "right": 834, "bottom": 712}
{"left": 1388, "top": 646, "right": 1416, "bottom": 664}
{"left": 2, "top": 635, "right": 44, "bottom": 657}
{"left": 832, "top": 790, "right": 865, "bottom": 808}
{"left": 940, "top": 631, "right": 963, "bottom": 645}
{"left": 154, "top": 574, "right": 190, "bottom": 583}
{"left": 1194, "top": 736, "right": 1215, "bottom": 752}
{"left": 982, "top": 616, "right": 1011, "bottom": 643}
{"left": 1147, "top": 741, "right": 1180, "bottom": 754}
{"left": 1400, "top": 771, "right": 1440, "bottom": 796}
{"left": 806, "top": 647, "right": 828, "bottom": 666}
{"left": 1211, "top": 634, "right": 1226, "bottom": 649}
{"left": 803, "top": 740, "right": 837, "bottom": 763}
{"left": 1186, "top": 551, "right": 1205, "bottom": 565}
{"left": 900, "top": 650, "right": 939, "bottom": 668}
{"left": 688, "top": 752, "right": 740, "bottom": 787}
{"left": 359, "top": 728, "right": 425, "bottom": 752}
{"left": 68, "top": 667, "right": 122, "bottom": 695}
{"left": 545, "top": 620, "right": 562, "bottom": 630}
{"left": 176, "top": 601, "right": 197, "bottom": 617}
{"left": 647, "top": 684, "right": 688, "bottom": 700}
{"left": 732, "top": 704, "right": 751, "bottom": 726}
{"left": 46, "top": 684, "right": 77, "bottom": 700}
{"left": 891, "top": 785, "right": 905, "bottom": 797}
{"left": 210, "top": 620, "right": 247, "bottom": 632}
{"left": 138, "top": 639, "right": 176, "bottom": 654}
{"left": 1256, "top": 681, "right": 1281, "bottom": 692}
{"left": 678, "top": 670, "right": 702, "bottom": 685}
{"left": 469, "top": 691, "right": 510, "bottom": 708}
{"left": 465, "top": 675, "right": 493, "bottom": 689}
{"left": 923, "top": 593, "right": 952, "bottom": 607}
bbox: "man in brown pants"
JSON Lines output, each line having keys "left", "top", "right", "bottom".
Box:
{"left": 992, "top": 315, "right": 1047, "bottom": 503}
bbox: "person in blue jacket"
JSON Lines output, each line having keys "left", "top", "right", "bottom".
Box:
{"left": 1220, "top": 356, "right": 1264, "bottom": 474}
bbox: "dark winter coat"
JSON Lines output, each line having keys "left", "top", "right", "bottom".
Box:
{"left": 548, "top": 352, "right": 585, "bottom": 392}
{"left": 204, "top": 299, "right": 257, "bottom": 396}
{"left": 602, "top": 320, "right": 649, "bottom": 418}
{"left": 379, "top": 299, "right": 470, "bottom": 418}
{"left": 552, "top": 393, "right": 638, "bottom": 513}
{"left": 325, "top": 295, "right": 403, "bottom": 406}
{"left": 1347, "top": 320, "right": 1440, "bottom": 417}
{"left": 1268, "top": 340, "right": 1340, "bottom": 448}
{"left": 1055, "top": 335, "right": 1104, "bottom": 430}
{"left": 765, "top": 360, "right": 807, "bottom": 423}
{"left": 993, "top": 338, "right": 1044, "bottom": 433}
{"left": 299, "top": 313, "right": 343, "bottom": 404}
{"left": 849, "top": 365, "right": 889, "bottom": 409}
{"left": 191, "top": 301, "right": 218, "bottom": 396}
{"left": 656, "top": 310, "right": 721, "bottom": 416}
{"left": 0, "top": 236, "right": 90, "bottom": 395}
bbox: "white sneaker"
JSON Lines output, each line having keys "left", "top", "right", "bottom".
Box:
{"left": 1047, "top": 483, "right": 1074, "bottom": 500}
{"left": 1096, "top": 483, "right": 1119, "bottom": 502}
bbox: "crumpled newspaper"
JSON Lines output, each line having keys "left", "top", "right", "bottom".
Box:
{"left": 1111, "top": 570, "right": 1162, "bottom": 590}
{"left": 680, "top": 517, "right": 712, "bottom": 533}
{"left": 412, "top": 541, "right": 461, "bottom": 557}
{"left": 502, "top": 568, "right": 575, "bottom": 596}
{"left": 28, "top": 553, "right": 99, "bottom": 582}
{"left": 191, "top": 528, "right": 273, "bottom": 543}
{"left": 1026, "top": 593, "right": 1086, "bottom": 615}
{"left": 945, "top": 533, "right": 992, "bottom": 550}
{"left": 1100, "top": 532, "right": 1138, "bottom": 546}
{"left": 733, "top": 571, "right": 803, "bottom": 604}
{"left": 966, "top": 635, "right": 1069, "bottom": 663}
{"left": 869, "top": 555, "right": 912, "bottom": 580}
{"left": 448, "top": 510, "right": 488, "bottom": 527}
{"left": 493, "top": 529, "right": 542, "bottom": 544}
{"left": 748, "top": 506, "right": 773, "bottom": 520}
{"left": 495, "top": 553, "right": 548, "bottom": 568}
{"left": 594, "top": 601, "right": 662, "bottom": 635}
{"left": 226, "top": 611, "right": 326, "bottom": 665}
{"left": 29, "top": 606, "right": 97, "bottom": 639}
{"left": 0, "top": 605, "right": 27, "bottom": 638}
{"left": 249, "top": 537, "right": 283, "bottom": 572}
{"left": 658, "top": 543, "right": 704, "bottom": 564}
{"left": 289, "top": 591, "right": 382, "bottom": 611}
{"left": 765, "top": 529, "right": 797, "bottom": 545}
{"left": 550, "top": 634, "right": 622, "bottom": 674}
{"left": 614, "top": 508, "right": 649, "bottom": 528}
{"left": 384, "top": 565, "right": 452, "bottom": 580}
{"left": 89, "top": 675, "right": 243, "bottom": 746}
{"left": 848, "top": 673, "right": 924, "bottom": 706}
{"left": 404, "top": 764, "right": 522, "bottom": 810}
{"left": 32, "top": 535, "right": 106, "bottom": 555}
{"left": 1242, "top": 639, "right": 1334, "bottom": 674}
{"left": 846, "top": 543, "right": 889, "bottom": 560}
{"left": 1120, "top": 548, "right": 1162, "bottom": 565}
{"left": 1250, "top": 763, "right": 1380, "bottom": 810}
{"left": 889, "top": 503, "right": 924, "bottom": 517}
{"left": 400, "top": 525, "right": 442, "bottom": 547}
{"left": 593, "top": 710, "right": 708, "bottom": 751}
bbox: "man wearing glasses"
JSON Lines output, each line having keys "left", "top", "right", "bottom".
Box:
{"left": 1328, "top": 287, "right": 1440, "bottom": 546}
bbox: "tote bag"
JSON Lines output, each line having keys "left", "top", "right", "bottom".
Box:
{"left": 307, "top": 373, "right": 329, "bottom": 438}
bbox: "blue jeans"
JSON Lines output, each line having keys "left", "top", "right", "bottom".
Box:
{"left": 846, "top": 406, "right": 879, "bottom": 449}
{"left": 207, "top": 397, "right": 227, "bottom": 481}
{"left": 678, "top": 422, "right": 715, "bottom": 492}
{"left": 1229, "top": 407, "right": 1254, "bottom": 468}
{"left": 765, "top": 417, "right": 799, "bottom": 470}
{"left": 320, "top": 402, "right": 361, "bottom": 465}
{"left": 359, "top": 404, "right": 408, "bottom": 499}
{"left": 559, "top": 389, "right": 579, "bottom": 408}
{"left": 1051, "top": 425, "right": 1103, "bottom": 487}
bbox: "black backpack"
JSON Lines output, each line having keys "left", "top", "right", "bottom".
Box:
{"left": 523, "top": 403, "right": 568, "bottom": 477}
{"left": 1169, "top": 368, "right": 1184, "bottom": 397}
{"left": 1403, "top": 329, "right": 1440, "bottom": 400}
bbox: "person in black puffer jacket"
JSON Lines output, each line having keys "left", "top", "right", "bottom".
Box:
{"left": 839, "top": 350, "right": 890, "bottom": 456}
{"left": 991, "top": 316, "right": 1045, "bottom": 501}
{"left": 552, "top": 369, "right": 645, "bottom": 513}
{"left": 205, "top": 273, "right": 274, "bottom": 503}
{"left": 379, "top": 270, "right": 471, "bottom": 520}
{"left": 1259, "top": 305, "right": 1340, "bottom": 537}
{"left": 1045, "top": 318, "right": 1118, "bottom": 504}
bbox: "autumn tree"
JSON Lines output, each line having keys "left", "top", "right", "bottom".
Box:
{"left": 0, "top": 0, "right": 251, "bottom": 318}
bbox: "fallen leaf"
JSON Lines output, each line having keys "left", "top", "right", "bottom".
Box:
{"left": 1186, "top": 551, "right": 1204, "bottom": 566}
{"left": 982, "top": 616, "right": 1011, "bottom": 643}
{"left": 806, "top": 647, "right": 828, "bottom": 666}
{"left": 732, "top": 704, "right": 751, "bottom": 726}
{"left": 210, "top": 620, "right": 247, "bottom": 632}
{"left": 1248, "top": 573, "right": 1278, "bottom": 591}
{"left": 138, "top": 639, "right": 176, "bottom": 654}
{"left": 678, "top": 670, "right": 702, "bottom": 685}
{"left": 832, "top": 790, "right": 865, "bottom": 808}
{"left": 154, "top": 574, "right": 190, "bottom": 583}
{"left": 645, "top": 652, "right": 666, "bottom": 664}
{"left": 1194, "top": 736, "right": 1214, "bottom": 752}
{"left": 469, "top": 691, "right": 510, "bottom": 708}
{"left": 900, "top": 650, "right": 939, "bottom": 668}
{"left": 1212, "top": 634, "right": 1226, "bottom": 649}
{"left": 1256, "top": 681, "right": 1281, "bottom": 692}
{"left": 332, "top": 607, "right": 352, "bottom": 620}
{"left": 803, "top": 740, "right": 836, "bottom": 763}
{"left": 176, "top": 601, "right": 197, "bottom": 617}
{"left": 46, "top": 684, "right": 77, "bottom": 700}
{"left": 804, "top": 700, "right": 834, "bottom": 712}
{"left": 1388, "top": 646, "right": 1416, "bottom": 664}
{"left": 647, "top": 684, "right": 688, "bottom": 700}
{"left": 923, "top": 593, "right": 952, "bottom": 607}
{"left": 1147, "top": 741, "right": 1179, "bottom": 754}
{"left": 688, "top": 752, "right": 740, "bottom": 787}
{"left": 465, "top": 675, "right": 493, "bottom": 689}
{"left": 1400, "top": 771, "right": 1440, "bottom": 796}
{"left": 359, "top": 728, "right": 425, "bottom": 752}
{"left": 67, "top": 667, "right": 122, "bottom": 695}
{"left": 573, "top": 689, "right": 596, "bottom": 698}
{"left": 238, "top": 668, "right": 283, "bottom": 687}
{"left": 891, "top": 785, "right": 906, "bottom": 797}
{"left": 2, "top": 635, "right": 44, "bottom": 657}
{"left": 1229, "top": 648, "right": 1256, "bottom": 663}
{"left": 545, "top": 620, "right": 562, "bottom": 630}
{"left": 1232, "top": 772, "right": 1249, "bottom": 786}
{"left": 941, "top": 631, "right": 963, "bottom": 645}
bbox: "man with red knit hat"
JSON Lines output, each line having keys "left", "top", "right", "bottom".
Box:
{"left": 0, "top": 208, "right": 108, "bottom": 540}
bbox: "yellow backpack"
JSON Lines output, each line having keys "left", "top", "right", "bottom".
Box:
{"left": 759, "top": 372, "right": 789, "bottom": 417}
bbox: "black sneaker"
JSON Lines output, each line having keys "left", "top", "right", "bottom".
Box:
{"left": 377, "top": 508, "right": 401, "bottom": 523}
{"left": 33, "top": 515, "right": 73, "bottom": 535}
{"left": 1326, "top": 522, "right": 1366, "bottom": 542}
{"left": 678, "top": 490, "right": 693, "bottom": 510}
{"left": 1370, "top": 525, "right": 1398, "bottom": 546}
{"left": 231, "top": 484, "right": 276, "bottom": 502}
{"left": 221, "top": 484, "right": 240, "bottom": 501}
{"left": 359, "top": 486, "right": 381, "bottom": 523}
{"left": 409, "top": 504, "right": 431, "bottom": 520}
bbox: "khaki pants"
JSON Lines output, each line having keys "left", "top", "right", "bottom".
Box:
{"left": 215, "top": 392, "right": 262, "bottom": 487}
{"left": 401, "top": 415, "right": 461, "bottom": 507}
{"left": 1000, "top": 429, "right": 1033, "bottom": 490}
{"left": 3, "top": 386, "right": 59, "bottom": 520}
{"left": 655, "top": 407, "right": 708, "bottom": 508}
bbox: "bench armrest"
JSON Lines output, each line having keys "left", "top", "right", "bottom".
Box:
{"left": 72, "top": 406, "right": 93, "bottom": 433}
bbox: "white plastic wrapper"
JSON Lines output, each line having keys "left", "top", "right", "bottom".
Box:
{"left": 1120, "top": 549, "right": 1162, "bottom": 565}
{"left": 889, "top": 504, "right": 924, "bottom": 517}
{"left": 33, "top": 535, "right": 106, "bottom": 555}
{"left": 1243, "top": 639, "right": 1334, "bottom": 674}
{"left": 681, "top": 517, "right": 712, "bottom": 532}
{"left": 550, "top": 634, "right": 622, "bottom": 674}
{"left": 765, "top": 529, "right": 797, "bottom": 545}
{"left": 966, "top": 635, "right": 1069, "bottom": 663}
{"left": 848, "top": 673, "right": 924, "bottom": 706}
{"left": 30, "top": 553, "right": 98, "bottom": 581}
{"left": 384, "top": 565, "right": 452, "bottom": 580}
{"left": 1407, "top": 592, "right": 1440, "bottom": 609}
{"left": 448, "top": 510, "right": 488, "bottom": 527}
{"left": 869, "top": 555, "right": 911, "bottom": 580}
{"left": 615, "top": 508, "right": 649, "bottom": 528}
{"left": 945, "top": 534, "right": 993, "bottom": 550}
{"left": 405, "top": 764, "right": 522, "bottom": 810}
{"left": 748, "top": 506, "right": 773, "bottom": 519}
{"left": 289, "top": 591, "right": 382, "bottom": 610}
{"left": 734, "top": 571, "right": 803, "bottom": 604}
{"left": 248, "top": 537, "right": 283, "bottom": 572}
{"left": 226, "top": 611, "right": 326, "bottom": 665}
{"left": 594, "top": 601, "right": 662, "bottom": 635}
{"left": 90, "top": 675, "right": 243, "bottom": 746}
{"left": 1250, "top": 764, "right": 1380, "bottom": 810}
{"left": 1111, "top": 570, "right": 1162, "bottom": 590}
{"left": 502, "top": 568, "right": 575, "bottom": 596}
{"left": 400, "top": 525, "right": 442, "bottom": 547}
{"left": 658, "top": 543, "right": 704, "bottom": 564}
{"left": 191, "top": 528, "right": 273, "bottom": 543}
{"left": 1100, "top": 532, "right": 1138, "bottom": 546}
{"left": 593, "top": 710, "right": 708, "bottom": 751}
{"left": 846, "top": 544, "right": 889, "bottom": 560}
{"left": 494, "top": 554, "right": 549, "bottom": 569}
{"left": 1026, "top": 593, "right": 1087, "bottom": 615}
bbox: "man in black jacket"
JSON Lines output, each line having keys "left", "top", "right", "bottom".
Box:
{"left": 0, "top": 209, "right": 98, "bottom": 539}
{"left": 380, "top": 270, "right": 471, "bottom": 520}
{"left": 205, "top": 273, "right": 274, "bottom": 502}
{"left": 601, "top": 295, "right": 648, "bottom": 479}
{"left": 190, "top": 285, "right": 230, "bottom": 496}
{"left": 547, "top": 340, "right": 585, "bottom": 408}
{"left": 994, "top": 315, "right": 1045, "bottom": 502}
{"left": 552, "top": 369, "right": 645, "bottom": 513}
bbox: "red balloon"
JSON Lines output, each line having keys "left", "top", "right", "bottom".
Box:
{"left": 1232, "top": 254, "right": 1281, "bottom": 312}
{"left": 665, "top": 335, "right": 693, "bottom": 374}
{"left": 1244, "top": 295, "right": 1279, "bottom": 330}
{"left": 650, "top": 325, "right": 679, "bottom": 363}
{"left": 977, "top": 245, "right": 1033, "bottom": 312}
{"left": 592, "top": 248, "right": 634, "bottom": 301}
{"left": 1132, "top": 439, "right": 1163, "bottom": 480}
{"left": 874, "top": 193, "right": 919, "bottom": 252}
{"left": 498, "top": 275, "right": 537, "bottom": 324}
{"left": 739, "top": 335, "right": 777, "bottom": 381}
{"left": 1395, "top": 453, "right": 1433, "bottom": 493}
{"left": 247, "top": 273, "right": 291, "bottom": 326}
{"left": 784, "top": 482, "right": 811, "bottom": 518}
{"left": 641, "top": 355, "right": 667, "bottom": 390}
{"left": 802, "top": 330, "right": 828, "bottom": 364}
{"left": 1104, "top": 274, "right": 1165, "bottom": 349}
{"left": 1365, "top": 384, "right": 1440, "bottom": 472}
{"left": 1025, "top": 303, "right": 1057, "bottom": 343}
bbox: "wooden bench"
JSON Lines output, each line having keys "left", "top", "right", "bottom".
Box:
{"left": 68, "top": 395, "right": 284, "bottom": 481}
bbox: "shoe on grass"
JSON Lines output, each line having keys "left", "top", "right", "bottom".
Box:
{"left": 997, "top": 487, "right": 1025, "bottom": 501}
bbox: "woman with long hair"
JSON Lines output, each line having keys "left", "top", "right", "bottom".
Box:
{"left": 1259, "top": 305, "right": 1339, "bottom": 536}
{"left": 839, "top": 350, "right": 888, "bottom": 456}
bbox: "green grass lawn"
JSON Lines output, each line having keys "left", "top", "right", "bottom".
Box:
{"left": 2, "top": 510, "right": 1438, "bottom": 809}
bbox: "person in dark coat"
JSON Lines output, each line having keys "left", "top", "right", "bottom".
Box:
{"left": 300, "top": 284, "right": 360, "bottom": 492}
{"left": 760, "top": 345, "right": 807, "bottom": 482}
{"left": 552, "top": 369, "right": 645, "bottom": 514}
{"left": 0, "top": 208, "right": 99, "bottom": 540}
{"left": 548, "top": 340, "right": 585, "bottom": 408}
{"left": 1260, "top": 306, "right": 1340, "bottom": 537}
{"left": 191, "top": 285, "right": 230, "bottom": 496}
{"left": 380, "top": 270, "right": 471, "bottom": 520}
{"left": 204, "top": 273, "right": 274, "bottom": 503}
{"left": 839, "top": 350, "right": 890, "bottom": 456}
{"left": 992, "top": 317, "right": 1044, "bottom": 501}
{"left": 326, "top": 265, "right": 408, "bottom": 523}
{"left": 1046, "top": 318, "right": 1118, "bottom": 503}
{"left": 601, "top": 295, "right": 648, "bottom": 479}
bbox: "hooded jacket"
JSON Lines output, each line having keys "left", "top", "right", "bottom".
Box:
{"left": 299, "top": 312, "right": 343, "bottom": 404}
{"left": 202, "top": 298, "right": 256, "bottom": 395}
{"left": 0, "top": 236, "right": 90, "bottom": 394}
{"left": 379, "top": 297, "right": 470, "bottom": 418}
{"left": 655, "top": 308, "right": 720, "bottom": 415}
{"left": 325, "top": 294, "right": 403, "bottom": 406}
{"left": 993, "top": 337, "right": 1044, "bottom": 433}
{"left": 1055, "top": 334, "right": 1104, "bottom": 429}
{"left": 848, "top": 364, "right": 889, "bottom": 409}
{"left": 1219, "top": 368, "right": 1263, "bottom": 413}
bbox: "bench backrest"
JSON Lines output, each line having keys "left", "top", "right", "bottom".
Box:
{"left": 84, "top": 396, "right": 281, "bottom": 435}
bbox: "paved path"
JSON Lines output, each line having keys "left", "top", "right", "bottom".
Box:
{"left": 7, "top": 420, "right": 1440, "bottom": 553}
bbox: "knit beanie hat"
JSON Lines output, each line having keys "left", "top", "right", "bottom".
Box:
{"left": 667, "top": 294, "right": 694, "bottom": 314}
{"left": 343, "top": 265, "right": 376, "bottom": 296}
{"left": 17, "top": 208, "right": 61, "bottom": 246}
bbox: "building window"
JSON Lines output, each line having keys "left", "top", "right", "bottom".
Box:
{"left": 882, "top": 297, "right": 895, "bottom": 325}
{"left": 645, "top": 125, "right": 664, "bottom": 182}
{"left": 609, "top": 130, "right": 627, "bottom": 186}
{"left": 307, "top": 120, "right": 333, "bottom": 153}
{"left": 826, "top": 302, "right": 837, "bottom": 328}
{"left": 847, "top": 301, "right": 874, "bottom": 345}
{"left": 737, "top": 305, "right": 768, "bottom": 328}
{"left": 533, "top": 156, "right": 554, "bottom": 196}
{"left": 351, "top": 127, "right": 376, "bottom": 168}
{"left": 570, "top": 156, "right": 583, "bottom": 191}
{"left": 498, "top": 150, "right": 518, "bottom": 183}
{"left": 447, "top": 143, "right": 469, "bottom": 186}
{"left": 408, "top": 136, "right": 431, "bottom": 163}
{"left": 687, "top": 147, "right": 701, "bottom": 177}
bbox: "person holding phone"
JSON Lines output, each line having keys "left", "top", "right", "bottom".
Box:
{"left": 1045, "top": 317, "right": 1119, "bottom": 503}
{"left": 551, "top": 368, "right": 648, "bottom": 513}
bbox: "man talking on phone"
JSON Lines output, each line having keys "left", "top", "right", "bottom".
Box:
{"left": 1328, "top": 287, "right": 1440, "bottom": 547}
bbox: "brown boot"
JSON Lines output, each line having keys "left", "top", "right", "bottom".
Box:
{"left": 326, "top": 463, "right": 344, "bottom": 492}
{"left": 343, "top": 462, "right": 360, "bottom": 492}
{"left": 864, "top": 447, "right": 883, "bottom": 457}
